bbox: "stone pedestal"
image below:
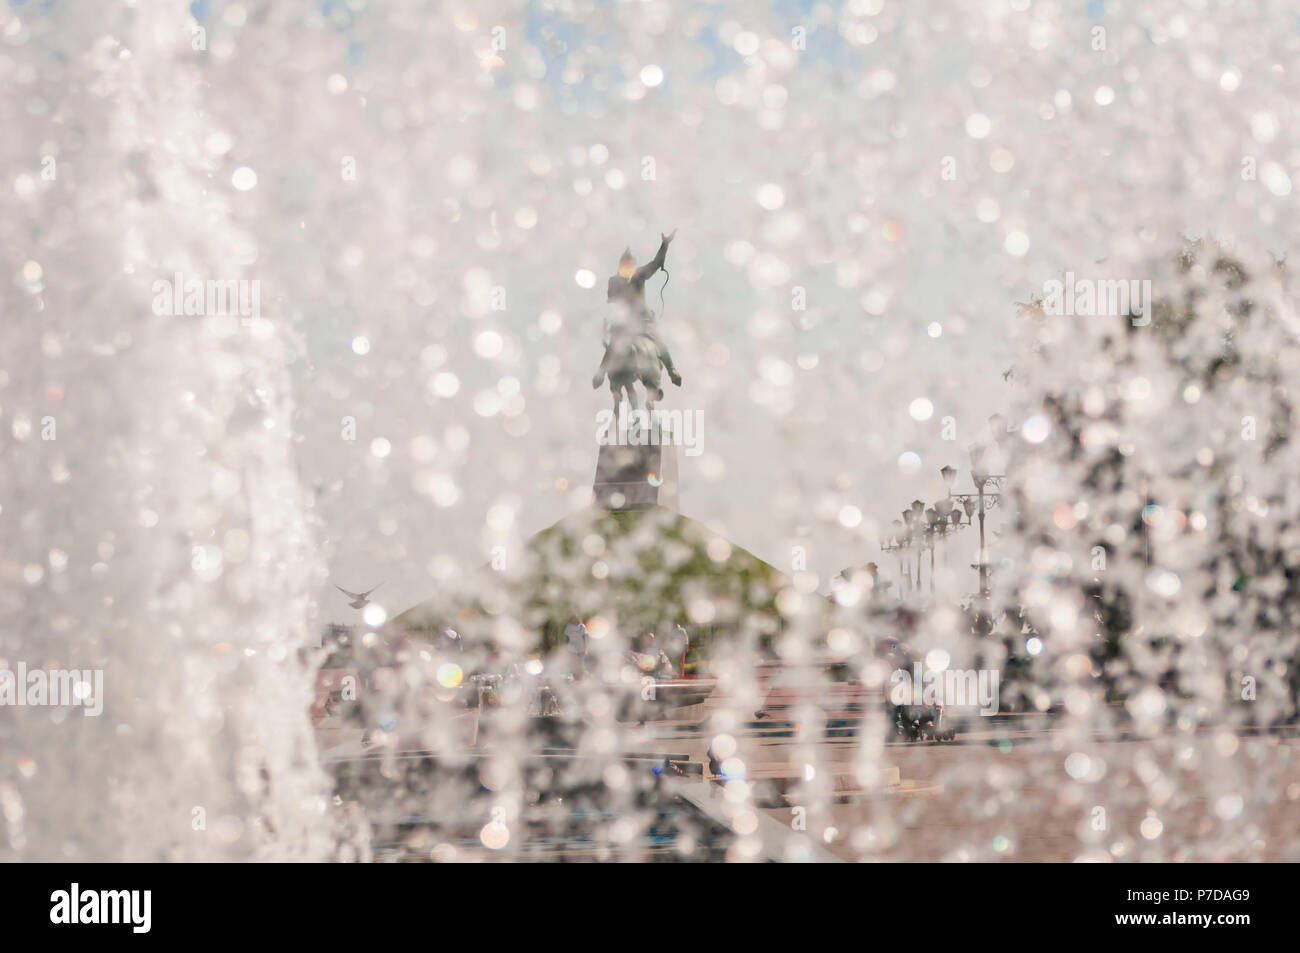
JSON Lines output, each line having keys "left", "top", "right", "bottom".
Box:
{"left": 593, "top": 417, "right": 679, "bottom": 510}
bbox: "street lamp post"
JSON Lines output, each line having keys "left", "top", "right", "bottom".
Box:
{"left": 940, "top": 453, "right": 1005, "bottom": 599}
{"left": 882, "top": 499, "right": 963, "bottom": 599}
{"left": 880, "top": 520, "right": 911, "bottom": 596}
{"left": 927, "top": 498, "right": 961, "bottom": 595}
{"left": 906, "top": 499, "right": 924, "bottom": 591}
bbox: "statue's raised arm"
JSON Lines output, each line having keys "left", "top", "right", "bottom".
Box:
{"left": 634, "top": 228, "right": 676, "bottom": 285}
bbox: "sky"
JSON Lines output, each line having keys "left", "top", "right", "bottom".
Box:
{"left": 293, "top": 0, "right": 1035, "bottom": 625}
{"left": 144, "top": 0, "right": 1290, "bottom": 628}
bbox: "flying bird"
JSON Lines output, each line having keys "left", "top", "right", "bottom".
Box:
{"left": 334, "top": 583, "right": 382, "bottom": 609}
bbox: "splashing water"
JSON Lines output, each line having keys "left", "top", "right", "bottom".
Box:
{"left": 2, "top": 0, "right": 1298, "bottom": 862}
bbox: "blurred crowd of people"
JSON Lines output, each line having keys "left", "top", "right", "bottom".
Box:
{"left": 565, "top": 614, "right": 690, "bottom": 682}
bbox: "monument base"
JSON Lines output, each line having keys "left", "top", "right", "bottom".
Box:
{"left": 593, "top": 438, "right": 679, "bottom": 511}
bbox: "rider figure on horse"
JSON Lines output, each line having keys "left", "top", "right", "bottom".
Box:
{"left": 593, "top": 229, "right": 682, "bottom": 408}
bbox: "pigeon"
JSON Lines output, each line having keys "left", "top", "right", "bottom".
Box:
{"left": 334, "top": 583, "right": 382, "bottom": 609}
